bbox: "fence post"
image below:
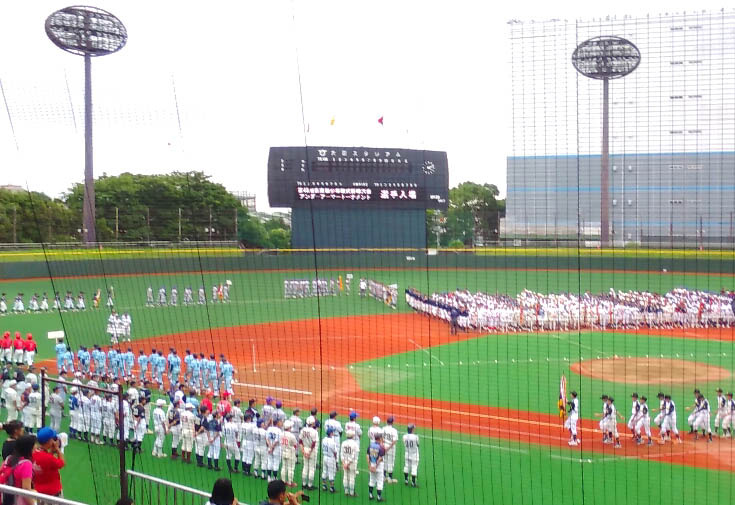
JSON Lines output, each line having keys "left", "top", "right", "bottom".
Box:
{"left": 118, "top": 387, "right": 128, "bottom": 502}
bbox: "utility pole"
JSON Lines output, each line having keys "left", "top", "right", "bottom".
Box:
{"left": 209, "top": 207, "right": 213, "bottom": 241}
{"left": 115, "top": 207, "right": 119, "bottom": 241}
{"left": 178, "top": 207, "right": 182, "bottom": 242}
{"left": 12, "top": 205, "right": 17, "bottom": 243}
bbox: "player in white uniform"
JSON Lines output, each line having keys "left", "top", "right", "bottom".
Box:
{"left": 266, "top": 419, "right": 284, "bottom": 482}
{"left": 194, "top": 406, "right": 210, "bottom": 467}
{"left": 253, "top": 418, "right": 268, "bottom": 479}
{"left": 594, "top": 394, "right": 610, "bottom": 443}
{"left": 23, "top": 384, "right": 42, "bottom": 432}
{"left": 153, "top": 399, "right": 168, "bottom": 457}
{"left": 321, "top": 427, "right": 340, "bottom": 493}
{"left": 368, "top": 416, "right": 384, "bottom": 443}
{"left": 604, "top": 397, "right": 624, "bottom": 448}
{"left": 403, "top": 424, "right": 420, "bottom": 487}
{"left": 101, "top": 393, "right": 117, "bottom": 445}
{"left": 223, "top": 413, "right": 241, "bottom": 473}
{"left": 713, "top": 388, "right": 728, "bottom": 437}
{"left": 382, "top": 417, "right": 399, "bottom": 482}
{"left": 722, "top": 392, "right": 735, "bottom": 437}
{"left": 634, "top": 396, "right": 653, "bottom": 446}
{"left": 299, "top": 416, "right": 319, "bottom": 490}
{"left": 686, "top": 389, "right": 702, "bottom": 434}
{"left": 564, "top": 391, "right": 579, "bottom": 445}
{"left": 281, "top": 420, "right": 299, "bottom": 487}
{"left": 325, "top": 410, "right": 343, "bottom": 441}
{"left": 88, "top": 390, "right": 103, "bottom": 445}
{"left": 240, "top": 413, "right": 256, "bottom": 475}
{"left": 651, "top": 392, "right": 667, "bottom": 441}
{"left": 627, "top": 392, "right": 642, "bottom": 441}
{"left": 180, "top": 403, "right": 196, "bottom": 464}
{"left": 48, "top": 385, "right": 64, "bottom": 433}
{"left": 341, "top": 429, "right": 360, "bottom": 496}
{"left": 693, "top": 393, "right": 713, "bottom": 442}
{"left": 660, "top": 395, "right": 683, "bottom": 444}
{"left": 345, "top": 411, "right": 363, "bottom": 445}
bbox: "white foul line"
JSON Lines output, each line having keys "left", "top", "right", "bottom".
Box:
{"left": 408, "top": 339, "right": 445, "bottom": 366}
{"left": 232, "top": 380, "right": 312, "bottom": 395}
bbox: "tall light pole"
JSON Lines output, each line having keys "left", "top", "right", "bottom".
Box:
{"left": 572, "top": 36, "right": 640, "bottom": 247}
{"left": 45, "top": 6, "right": 127, "bottom": 243}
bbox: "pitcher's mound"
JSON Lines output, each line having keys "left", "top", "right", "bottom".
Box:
{"left": 570, "top": 357, "right": 730, "bottom": 384}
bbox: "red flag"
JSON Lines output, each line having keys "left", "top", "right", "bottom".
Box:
{"left": 378, "top": 116, "right": 384, "bottom": 125}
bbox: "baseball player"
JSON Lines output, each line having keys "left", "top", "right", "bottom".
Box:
{"left": 158, "top": 286, "right": 167, "bottom": 306}
{"left": 651, "top": 392, "right": 667, "bottom": 440}
{"left": 101, "top": 393, "right": 117, "bottom": 446}
{"left": 207, "top": 410, "right": 223, "bottom": 471}
{"left": 223, "top": 413, "right": 241, "bottom": 473}
{"left": 686, "top": 389, "right": 702, "bottom": 434}
{"left": 594, "top": 394, "right": 609, "bottom": 443}
{"left": 253, "top": 417, "right": 268, "bottom": 479}
{"left": 634, "top": 395, "right": 653, "bottom": 446}
{"left": 221, "top": 357, "right": 234, "bottom": 394}
{"left": 169, "top": 350, "right": 182, "bottom": 388}
{"left": 12, "top": 333, "right": 24, "bottom": 366}
{"left": 194, "top": 406, "right": 210, "bottom": 467}
{"left": 345, "top": 411, "right": 363, "bottom": 445}
{"left": 693, "top": 393, "right": 713, "bottom": 442}
{"left": 146, "top": 286, "right": 154, "bottom": 306}
{"left": 180, "top": 403, "right": 196, "bottom": 463}
{"left": 121, "top": 312, "right": 132, "bottom": 342}
{"left": 367, "top": 432, "right": 386, "bottom": 501}
{"left": 604, "top": 397, "right": 624, "bottom": 448}
{"left": 565, "top": 391, "right": 579, "bottom": 445}
{"left": 281, "top": 419, "right": 299, "bottom": 487}
{"left": 240, "top": 413, "right": 256, "bottom": 475}
{"left": 299, "top": 416, "right": 319, "bottom": 490}
{"left": 368, "top": 416, "right": 384, "bottom": 443}
{"left": 660, "top": 394, "right": 683, "bottom": 444}
{"left": 627, "top": 392, "right": 642, "bottom": 440}
{"left": 89, "top": 388, "right": 103, "bottom": 445}
{"left": 341, "top": 429, "right": 360, "bottom": 496}
{"left": 152, "top": 399, "right": 168, "bottom": 457}
{"left": 49, "top": 385, "right": 64, "bottom": 433}
{"left": 183, "top": 286, "right": 193, "bottom": 305}
{"left": 170, "top": 286, "right": 178, "bottom": 306}
{"left": 325, "top": 410, "right": 343, "bottom": 440}
{"left": 23, "top": 334, "right": 36, "bottom": 368}
{"left": 168, "top": 400, "right": 183, "bottom": 458}
{"left": 262, "top": 396, "right": 275, "bottom": 426}
{"left": 383, "top": 417, "right": 399, "bottom": 482}
{"left": 198, "top": 286, "right": 206, "bottom": 305}
{"left": 714, "top": 388, "right": 728, "bottom": 437}
{"left": 266, "top": 418, "right": 284, "bottom": 482}
{"left": 403, "top": 424, "right": 420, "bottom": 487}
{"left": 132, "top": 397, "right": 147, "bottom": 454}
{"left": 722, "top": 392, "right": 735, "bottom": 438}
{"left": 191, "top": 353, "right": 202, "bottom": 391}
{"left": 23, "top": 383, "right": 42, "bottom": 433}
{"left": 321, "top": 427, "right": 340, "bottom": 493}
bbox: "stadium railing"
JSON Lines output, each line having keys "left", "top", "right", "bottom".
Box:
{"left": 0, "top": 484, "right": 90, "bottom": 505}
{"left": 127, "top": 469, "right": 220, "bottom": 505}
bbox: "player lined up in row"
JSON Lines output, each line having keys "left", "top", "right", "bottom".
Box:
{"left": 564, "top": 389, "right": 735, "bottom": 448}
{"left": 0, "top": 332, "right": 38, "bottom": 368}
{"left": 146, "top": 281, "right": 232, "bottom": 307}
{"left": 283, "top": 275, "right": 352, "bottom": 298}
{"left": 0, "top": 288, "right": 115, "bottom": 315}
{"left": 1, "top": 365, "right": 44, "bottom": 430}
{"left": 54, "top": 342, "right": 236, "bottom": 395}
{"left": 407, "top": 287, "right": 735, "bottom": 332}
{"left": 53, "top": 377, "right": 419, "bottom": 501}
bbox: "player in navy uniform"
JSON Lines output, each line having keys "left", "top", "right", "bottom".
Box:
{"left": 366, "top": 432, "right": 386, "bottom": 501}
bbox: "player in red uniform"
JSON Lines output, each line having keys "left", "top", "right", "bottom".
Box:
{"left": 0, "top": 331, "right": 11, "bottom": 364}
{"left": 12, "top": 332, "right": 24, "bottom": 365}
{"left": 24, "top": 334, "right": 37, "bottom": 367}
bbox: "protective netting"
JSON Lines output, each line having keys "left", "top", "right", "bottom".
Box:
{"left": 0, "top": 8, "right": 735, "bottom": 505}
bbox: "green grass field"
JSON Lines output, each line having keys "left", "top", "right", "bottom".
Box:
{"left": 1, "top": 254, "right": 735, "bottom": 505}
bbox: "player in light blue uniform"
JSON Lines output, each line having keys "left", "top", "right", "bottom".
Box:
{"left": 77, "top": 346, "right": 91, "bottom": 374}
{"left": 63, "top": 348, "right": 75, "bottom": 373}
{"left": 123, "top": 348, "right": 135, "bottom": 377}
{"left": 155, "top": 350, "right": 165, "bottom": 388}
{"left": 55, "top": 340, "right": 67, "bottom": 372}
{"left": 137, "top": 350, "right": 149, "bottom": 382}
{"left": 221, "top": 356, "right": 234, "bottom": 394}
{"left": 91, "top": 345, "right": 104, "bottom": 375}
{"left": 190, "top": 354, "right": 201, "bottom": 390}
{"left": 199, "top": 353, "right": 209, "bottom": 390}
{"left": 206, "top": 354, "right": 219, "bottom": 394}
{"left": 108, "top": 348, "right": 119, "bottom": 378}
{"left": 169, "top": 350, "right": 182, "bottom": 387}
{"left": 183, "top": 350, "right": 194, "bottom": 385}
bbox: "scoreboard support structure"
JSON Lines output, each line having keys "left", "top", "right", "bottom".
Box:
{"left": 268, "top": 146, "right": 449, "bottom": 249}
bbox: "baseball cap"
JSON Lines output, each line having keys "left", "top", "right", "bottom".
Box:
{"left": 37, "top": 427, "right": 58, "bottom": 444}
{"left": 284, "top": 420, "right": 293, "bottom": 430}
{"left": 349, "top": 411, "right": 358, "bottom": 420}
{"left": 631, "top": 392, "right": 638, "bottom": 398}
{"left": 276, "top": 400, "right": 282, "bottom": 408}
{"left": 266, "top": 396, "right": 273, "bottom": 403}
{"left": 387, "top": 416, "right": 394, "bottom": 424}
{"left": 717, "top": 387, "right": 723, "bottom": 392}
{"left": 641, "top": 396, "right": 647, "bottom": 401}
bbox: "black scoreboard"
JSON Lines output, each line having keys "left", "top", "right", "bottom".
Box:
{"left": 267, "top": 146, "right": 449, "bottom": 210}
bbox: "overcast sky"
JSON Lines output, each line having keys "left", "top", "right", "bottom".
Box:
{"left": 0, "top": 1, "right": 728, "bottom": 211}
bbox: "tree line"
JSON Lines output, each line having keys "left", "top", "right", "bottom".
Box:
{"left": 1, "top": 175, "right": 503, "bottom": 248}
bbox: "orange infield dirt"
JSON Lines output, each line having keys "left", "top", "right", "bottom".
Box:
{"left": 46, "top": 313, "right": 735, "bottom": 473}
{"left": 570, "top": 357, "right": 731, "bottom": 385}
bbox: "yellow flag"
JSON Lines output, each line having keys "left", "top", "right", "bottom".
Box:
{"left": 330, "top": 117, "right": 335, "bottom": 126}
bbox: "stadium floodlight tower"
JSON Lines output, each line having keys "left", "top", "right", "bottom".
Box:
{"left": 572, "top": 36, "right": 640, "bottom": 247}
{"left": 45, "top": 6, "right": 127, "bottom": 244}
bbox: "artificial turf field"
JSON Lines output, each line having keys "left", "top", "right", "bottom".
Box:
{"left": 1, "top": 254, "right": 735, "bottom": 505}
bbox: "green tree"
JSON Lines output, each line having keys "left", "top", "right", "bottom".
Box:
{"left": 0, "top": 189, "right": 76, "bottom": 243}
{"left": 237, "top": 208, "right": 270, "bottom": 248}
{"left": 65, "top": 172, "right": 241, "bottom": 241}
{"left": 444, "top": 182, "right": 505, "bottom": 246}
{"left": 268, "top": 228, "right": 291, "bottom": 249}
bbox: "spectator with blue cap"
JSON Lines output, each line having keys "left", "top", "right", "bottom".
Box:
{"left": 33, "top": 427, "right": 65, "bottom": 498}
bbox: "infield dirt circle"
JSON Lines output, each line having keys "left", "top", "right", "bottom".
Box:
{"left": 570, "top": 357, "right": 731, "bottom": 384}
